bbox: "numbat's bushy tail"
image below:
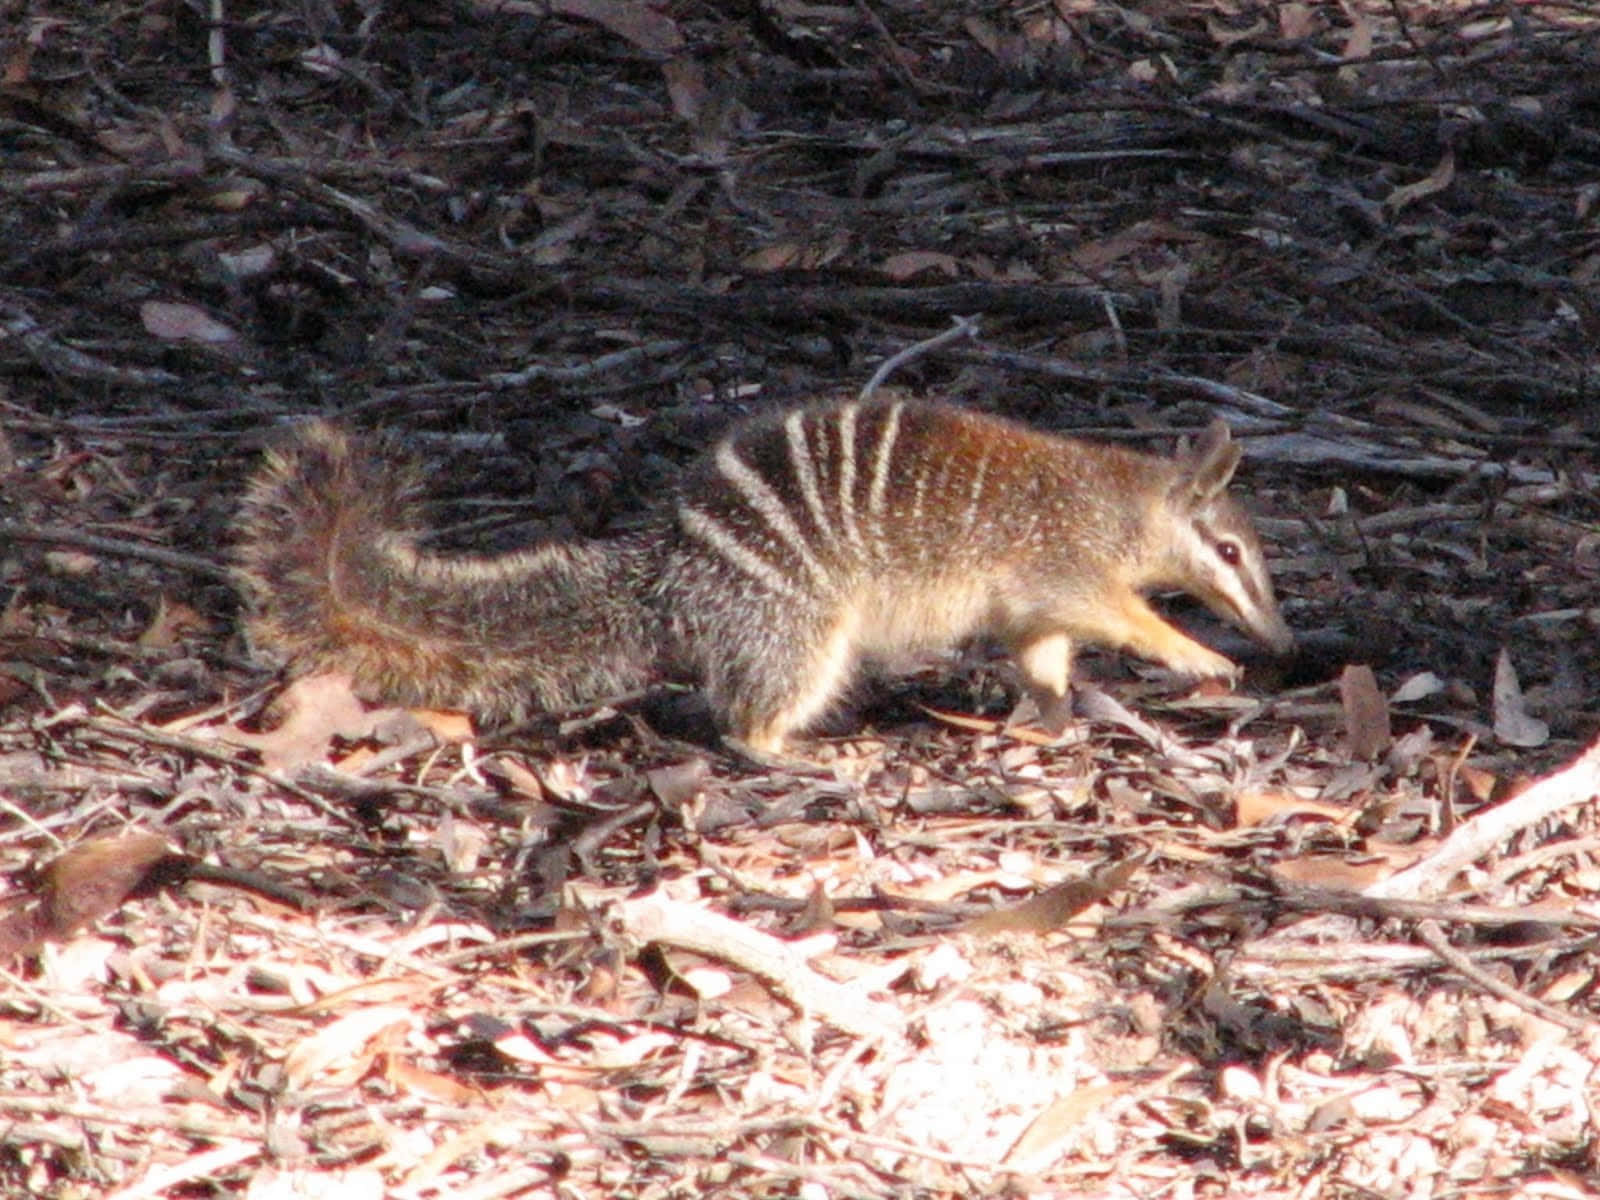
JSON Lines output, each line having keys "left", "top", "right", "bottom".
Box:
{"left": 234, "top": 422, "right": 665, "bottom": 722}
{"left": 235, "top": 398, "right": 1293, "bottom": 752}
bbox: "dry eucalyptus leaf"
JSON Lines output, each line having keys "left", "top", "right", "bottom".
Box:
{"left": 1384, "top": 150, "right": 1456, "bottom": 216}
{"left": 1235, "top": 788, "right": 1355, "bottom": 828}
{"left": 1391, "top": 672, "right": 1445, "bottom": 704}
{"left": 1492, "top": 649, "right": 1549, "bottom": 748}
{"left": 646, "top": 757, "right": 709, "bottom": 808}
{"left": 1340, "top": 663, "right": 1391, "bottom": 759}
{"left": 962, "top": 859, "right": 1140, "bottom": 936}
{"left": 0, "top": 832, "right": 180, "bottom": 956}
{"left": 140, "top": 300, "right": 240, "bottom": 345}
{"left": 138, "top": 596, "right": 209, "bottom": 648}
{"left": 880, "top": 251, "right": 962, "bottom": 281}
{"left": 225, "top": 673, "right": 388, "bottom": 770}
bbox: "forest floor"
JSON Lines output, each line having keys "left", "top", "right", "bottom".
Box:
{"left": 3, "top": 2, "right": 1600, "bottom": 1197}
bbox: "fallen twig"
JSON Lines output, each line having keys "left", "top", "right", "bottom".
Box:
{"left": 0, "top": 522, "right": 231, "bottom": 582}
{"left": 602, "top": 888, "right": 902, "bottom": 1041}
{"left": 1364, "top": 735, "right": 1600, "bottom": 902}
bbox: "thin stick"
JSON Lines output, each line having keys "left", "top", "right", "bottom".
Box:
{"left": 1364, "top": 735, "right": 1600, "bottom": 901}
{"left": 858, "top": 315, "right": 980, "bottom": 400}
{"left": 1415, "top": 919, "right": 1592, "bottom": 1035}
{"left": 605, "top": 889, "right": 901, "bottom": 1040}
{"left": 0, "top": 522, "right": 231, "bottom": 581}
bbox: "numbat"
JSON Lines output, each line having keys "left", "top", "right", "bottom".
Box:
{"left": 235, "top": 397, "right": 1293, "bottom": 754}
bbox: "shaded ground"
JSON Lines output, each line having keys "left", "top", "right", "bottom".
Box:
{"left": 2, "top": 2, "right": 1600, "bottom": 1196}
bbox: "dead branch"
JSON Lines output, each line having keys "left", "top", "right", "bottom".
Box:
{"left": 603, "top": 889, "right": 902, "bottom": 1041}
{"left": 1364, "top": 735, "right": 1600, "bottom": 902}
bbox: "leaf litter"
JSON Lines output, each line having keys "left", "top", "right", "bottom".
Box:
{"left": 1, "top": 2, "right": 1600, "bottom": 1196}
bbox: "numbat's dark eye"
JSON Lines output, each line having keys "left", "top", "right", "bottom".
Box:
{"left": 1217, "top": 540, "right": 1242, "bottom": 566}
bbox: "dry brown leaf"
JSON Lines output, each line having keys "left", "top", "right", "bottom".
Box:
{"left": 0, "top": 832, "right": 177, "bottom": 956}
{"left": 1340, "top": 664, "right": 1392, "bottom": 759}
{"left": 1492, "top": 649, "right": 1549, "bottom": 748}
{"left": 1383, "top": 150, "right": 1456, "bottom": 216}
{"left": 1064, "top": 218, "right": 1197, "bottom": 274}
{"left": 140, "top": 300, "right": 240, "bottom": 345}
{"left": 661, "top": 55, "right": 708, "bottom": 123}
{"left": 44, "top": 549, "right": 97, "bottom": 576}
{"left": 475, "top": 0, "right": 684, "bottom": 54}
{"left": 409, "top": 708, "right": 475, "bottom": 743}
{"left": 296, "top": 977, "right": 446, "bottom": 1016}
{"left": 1270, "top": 837, "right": 1425, "bottom": 890}
{"left": 2, "top": 34, "right": 33, "bottom": 85}
{"left": 1235, "top": 787, "right": 1358, "bottom": 828}
{"left": 527, "top": 206, "right": 594, "bottom": 267}
{"left": 1339, "top": 1, "right": 1373, "bottom": 60}
{"left": 282, "top": 1005, "right": 414, "bottom": 1091}
{"left": 0, "top": 589, "right": 27, "bottom": 632}
{"left": 224, "top": 673, "right": 385, "bottom": 770}
{"left": 1278, "top": 4, "right": 1316, "bottom": 40}
{"left": 1541, "top": 965, "right": 1597, "bottom": 1003}
{"left": 558, "top": 0, "right": 683, "bottom": 53}
{"left": 381, "top": 1054, "right": 480, "bottom": 1105}
{"left": 156, "top": 112, "right": 189, "bottom": 159}
{"left": 743, "top": 242, "right": 805, "bottom": 272}
{"left": 742, "top": 233, "right": 849, "bottom": 273}
{"left": 1020, "top": 721, "right": 1075, "bottom": 746}
{"left": 882, "top": 868, "right": 1013, "bottom": 904}
{"left": 298, "top": 41, "right": 342, "bottom": 79}
{"left": 963, "top": 16, "right": 1028, "bottom": 66}
{"left": 879, "top": 250, "right": 962, "bottom": 281}
{"left": 1127, "top": 58, "right": 1165, "bottom": 85}
{"left": 197, "top": 176, "right": 265, "bottom": 212}
{"left": 918, "top": 704, "right": 1001, "bottom": 734}
{"left": 667, "top": 954, "right": 734, "bottom": 999}
{"left": 472, "top": 1015, "right": 617, "bottom": 1082}
{"left": 963, "top": 859, "right": 1139, "bottom": 936}
{"left": 8, "top": 1025, "right": 187, "bottom": 1107}
{"left": 138, "top": 595, "right": 209, "bottom": 648}
{"left": 918, "top": 702, "right": 1067, "bottom": 745}
{"left": 329, "top": 705, "right": 455, "bottom": 770}
{"left": 587, "top": 1029, "right": 680, "bottom": 1070}
{"left": 1391, "top": 671, "right": 1446, "bottom": 704}
{"left": 94, "top": 124, "right": 164, "bottom": 160}
{"left": 489, "top": 754, "right": 545, "bottom": 800}
{"left": 1270, "top": 855, "right": 1393, "bottom": 891}
{"left": 646, "top": 757, "right": 709, "bottom": 808}
{"left": 1453, "top": 762, "right": 1500, "bottom": 803}
{"left": 795, "top": 875, "right": 835, "bottom": 933}
{"left": 1004, "top": 1082, "right": 1129, "bottom": 1170}
{"left": 1021, "top": 13, "right": 1071, "bottom": 49}
{"left": 1204, "top": 14, "right": 1267, "bottom": 47}
{"left": 330, "top": 743, "right": 381, "bottom": 772}
{"left": 960, "top": 13, "right": 1062, "bottom": 68}
{"left": 537, "top": 755, "right": 598, "bottom": 802}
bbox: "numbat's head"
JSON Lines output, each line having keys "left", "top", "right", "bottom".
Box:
{"left": 1143, "top": 419, "right": 1294, "bottom": 658}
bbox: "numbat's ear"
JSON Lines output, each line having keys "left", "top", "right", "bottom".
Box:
{"left": 1172, "top": 419, "right": 1242, "bottom": 505}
